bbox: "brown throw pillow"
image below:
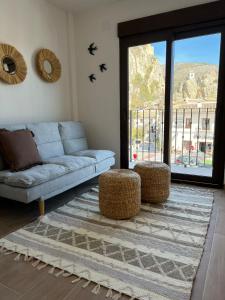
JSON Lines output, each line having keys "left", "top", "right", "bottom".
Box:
{"left": 0, "top": 129, "right": 42, "bottom": 171}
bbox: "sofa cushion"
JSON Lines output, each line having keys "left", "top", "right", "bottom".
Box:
{"left": 73, "top": 149, "right": 115, "bottom": 162}
{"left": 1, "top": 164, "right": 68, "bottom": 188}
{"left": 96, "top": 157, "right": 115, "bottom": 173}
{"left": 0, "top": 129, "right": 42, "bottom": 171}
{"left": 0, "top": 170, "right": 11, "bottom": 183}
{"left": 27, "top": 122, "right": 64, "bottom": 160}
{"left": 45, "top": 155, "right": 96, "bottom": 172}
{"left": 59, "top": 121, "right": 88, "bottom": 154}
{"left": 0, "top": 124, "right": 26, "bottom": 171}
{"left": 0, "top": 165, "right": 96, "bottom": 203}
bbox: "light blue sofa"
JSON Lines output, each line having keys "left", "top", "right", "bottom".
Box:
{"left": 0, "top": 121, "right": 115, "bottom": 213}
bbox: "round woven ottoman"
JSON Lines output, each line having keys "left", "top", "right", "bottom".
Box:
{"left": 134, "top": 162, "right": 170, "bottom": 203}
{"left": 99, "top": 169, "right": 141, "bottom": 220}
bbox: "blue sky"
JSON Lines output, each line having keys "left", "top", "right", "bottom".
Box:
{"left": 152, "top": 33, "right": 221, "bottom": 65}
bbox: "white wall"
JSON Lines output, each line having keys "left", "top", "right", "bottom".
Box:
{"left": 73, "top": 0, "right": 215, "bottom": 167}
{"left": 0, "top": 0, "right": 76, "bottom": 124}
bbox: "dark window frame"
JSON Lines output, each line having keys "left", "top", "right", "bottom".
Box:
{"left": 119, "top": 2, "right": 225, "bottom": 188}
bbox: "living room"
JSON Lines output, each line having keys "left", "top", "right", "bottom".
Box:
{"left": 0, "top": 0, "right": 224, "bottom": 299}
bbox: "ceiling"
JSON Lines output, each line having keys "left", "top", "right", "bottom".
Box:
{"left": 48, "top": 0, "right": 119, "bottom": 14}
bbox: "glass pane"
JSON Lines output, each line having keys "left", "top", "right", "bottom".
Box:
{"left": 171, "top": 33, "right": 221, "bottom": 177}
{"left": 128, "top": 42, "right": 166, "bottom": 168}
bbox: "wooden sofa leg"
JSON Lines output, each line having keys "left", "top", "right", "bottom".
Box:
{"left": 39, "top": 198, "right": 45, "bottom": 216}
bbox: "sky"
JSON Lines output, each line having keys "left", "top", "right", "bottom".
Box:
{"left": 152, "top": 33, "right": 221, "bottom": 65}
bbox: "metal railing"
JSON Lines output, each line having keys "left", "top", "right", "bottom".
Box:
{"left": 129, "top": 108, "right": 215, "bottom": 168}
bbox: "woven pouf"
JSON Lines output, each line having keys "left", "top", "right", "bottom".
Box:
{"left": 134, "top": 162, "right": 170, "bottom": 203}
{"left": 99, "top": 169, "right": 141, "bottom": 220}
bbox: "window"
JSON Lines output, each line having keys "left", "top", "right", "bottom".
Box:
{"left": 202, "top": 118, "right": 210, "bottom": 130}
{"left": 185, "top": 118, "right": 192, "bottom": 129}
{"left": 199, "top": 142, "right": 212, "bottom": 153}
{"left": 120, "top": 1, "right": 225, "bottom": 185}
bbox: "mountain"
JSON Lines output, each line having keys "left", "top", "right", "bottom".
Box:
{"left": 129, "top": 45, "right": 219, "bottom": 109}
{"left": 129, "top": 45, "right": 165, "bottom": 109}
{"left": 173, "top": 63, "right": 218, "bottom": 106}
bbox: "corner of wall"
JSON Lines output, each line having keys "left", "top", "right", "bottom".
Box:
{"left": 67, "top": 12, "right": 79, "bottom": 121}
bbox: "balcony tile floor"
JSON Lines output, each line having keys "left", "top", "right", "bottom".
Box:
{"left": 171, "top": 164, "right": 212, "bottom": 177}
{"left": 130, "top": 161, "right": 212, "bottom": 177}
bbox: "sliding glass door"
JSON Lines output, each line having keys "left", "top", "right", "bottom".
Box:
{"left": 171, "top": 33, "right": 221, "bottom": 178}
{"left": 121, "top": 26, "right": 225, "bottom": 186}
{"left": 128, "top": 41, "right": 166, "bottom": 168}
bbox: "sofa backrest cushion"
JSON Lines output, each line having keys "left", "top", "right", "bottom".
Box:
{"left": 26, "top": 122, "right": 64, "bottom": 160}
{"left": 59, "top": 121, "right": 88, "bottom": 154}
{"left": 0, "top": 124, "right": 26, "bottom": 170}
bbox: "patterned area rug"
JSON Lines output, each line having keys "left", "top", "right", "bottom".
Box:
{"left": 0, "top": 185, "right": 214, "bottom": 300}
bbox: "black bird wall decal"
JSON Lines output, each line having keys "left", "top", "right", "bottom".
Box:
{"left": 89, "top": 74, "right": 96, "bottom": 82}
{"left": 88, "top": 43, "right": 98, "bottom": 55}
{"left": 99, "top": 63, "right": 107, "bottom": 72}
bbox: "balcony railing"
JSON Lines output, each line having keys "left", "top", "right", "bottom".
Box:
{"left": 129, "top": 108, "right": 215, "bottom": 169}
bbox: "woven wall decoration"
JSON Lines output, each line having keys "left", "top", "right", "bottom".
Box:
{"left": 36, "top": 49, "right": 61, "bottom": 83}
{"left": 0, "top": 44, "right": 27, "bottom": 84}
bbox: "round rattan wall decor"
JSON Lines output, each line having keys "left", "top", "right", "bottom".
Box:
{"left": 36, "top": 49, "right": 61, "bottom": 83}
{"left": 0, "top": 44, "right": 27, "bottom": 84}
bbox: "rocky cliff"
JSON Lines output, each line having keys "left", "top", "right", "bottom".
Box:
{"left": 129, "top": 45, "right": 219, "bottom": 109}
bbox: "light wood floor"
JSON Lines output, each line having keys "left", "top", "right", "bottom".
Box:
{"left": 0, "top": 180, "right": 224, "bottom": 300}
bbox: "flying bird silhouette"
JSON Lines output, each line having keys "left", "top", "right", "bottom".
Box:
{"left": 88, "top": 43, "right": 98, "bottom": 55}
{"left": 89, "top": 74, "right": 96, "bottom": 82}
{"left": 99, "top": 63, "right": 107, "bottom": 72}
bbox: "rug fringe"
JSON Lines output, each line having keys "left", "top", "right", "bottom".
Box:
{"left": 4, "top": 250, "right": 13, "bottom": 255}
{"left": 14, "top": 253, "right": 21, "bottom": 261}
{"left": 112, "top": 292, "right": 122, "bottom": 300}
{"left": 63, "top": 272, "right": 72, "bottom": 278}
{"left": 55, "top": 269, "right": 64, "bottom": 277}
{"left": 106, "top": 288, "right": 113, "bottom": 298}
{"left": 71, "top": 276, "right": 81, "bottom": 284}
{"left": 82, "top": 280, "right": 91, "bottom": 288}
{"left": 48, "top": 266, "right": 55, "bottom": 274}
{"left": 37, "top": 263, "right": 48, "bottom": 270}
{"left": 92, "top": 283, "right": 101, "bottom": 294}
{"left": 1, "top": 249, "right": 7, "bottom": 254}
{"left": 32, "top": 259, "right": 41, "bottom": 268}
{"left": 24, "top": 255, "right": 28, "bottom": 261}
{"left": 0, "top": 245, "right": 140, "bottom": 299}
